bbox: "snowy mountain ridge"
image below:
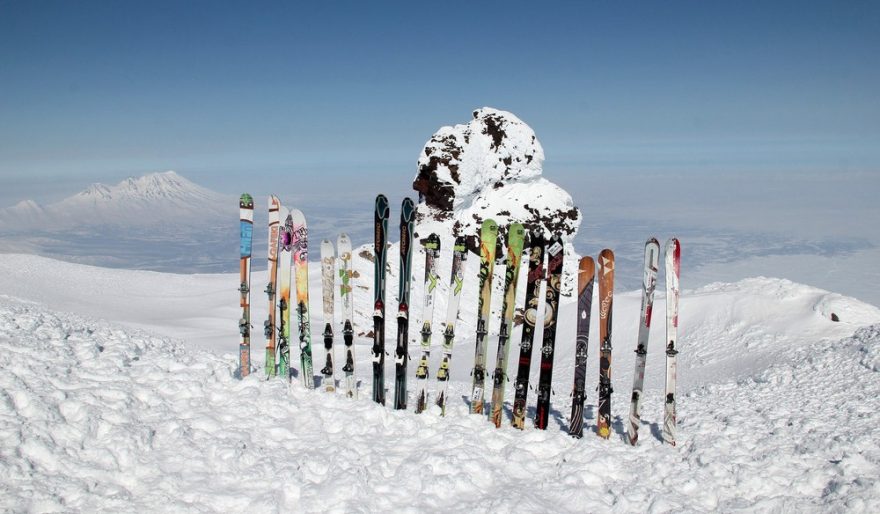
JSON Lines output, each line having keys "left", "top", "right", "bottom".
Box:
{"left": 0, "top": 171, "right": 229, "bottom": 230}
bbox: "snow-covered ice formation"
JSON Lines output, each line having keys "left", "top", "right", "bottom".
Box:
{"left": 1, "top": 254, "right": 879, "bottom": 511}
{"left": 412, "top": 107, "right": 580, "bottom": 244}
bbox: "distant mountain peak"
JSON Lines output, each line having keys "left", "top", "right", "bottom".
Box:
{"left": 0, "top": 171, "right": 230, "bottom": 230}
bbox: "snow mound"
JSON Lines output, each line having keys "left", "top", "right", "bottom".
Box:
{"left": 2, "top": 279, "right": 880, "bottom": 510}
{"left": 851, "top": 324, "right": 880, "bottom": 372}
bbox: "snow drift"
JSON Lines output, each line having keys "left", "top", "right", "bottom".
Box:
{"left": 1, "top": 254, "right": 879, "bottom": 511}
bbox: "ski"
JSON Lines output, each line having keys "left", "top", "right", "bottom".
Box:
{"left": 534, "top": 234, "right": 564, "bottom": 430}
{"left": 372, "top": 195, "right": 390, "bottom": 405}
{"left": 596, "top": 248, "right": 615, "bottom": 438}
{"left": 264, "top": 195, "right": 281, "bottom": 378}
{"left": 393, "top": 198, "right": 416, "bottom": 410}
{"left": 490, "top": 224, "right": 525, "bottom": 427}
{"left": 470, "top": 219, "right": 499, "bottom": 415}
{"left": 511, "top": 233, "right": 545, "bottom": 429}
{"left": 414, "top": 234, "right": 441, "bottom": 413}
{"left": 238, "top": 194, "right": 254, "bottom": 378}
{"left": 568, "top": 256, "right": 595, "bottom": 438}
{"left": 626, "top": 238, "right": 660, "bottom": 445}
{"left": 290, "top": 209, "right": 314, "bottom": 389}
{"left": 320, "top": 239, "right": 336, "bottom": 392}
{"left": 277, "top": 208, "right": 293, "bottom": 381}
{"left": 435, "top": 236, "right": 467, "bottom": 415}
{"left": 663, "top": 238, "right": 681, "bottom": 446}
{"left": 338, "top": 233, "right": 356, "bottom": 398}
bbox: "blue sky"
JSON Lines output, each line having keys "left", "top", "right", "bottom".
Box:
{"left": 0, "top": 0, "right": 878, "bottom": 199}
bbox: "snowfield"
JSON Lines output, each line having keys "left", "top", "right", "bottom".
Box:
{"left": 1, "top": 254, "right": 879, "bottom": 512}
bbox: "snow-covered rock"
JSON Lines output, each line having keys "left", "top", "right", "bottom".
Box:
{"left": 412, "top": 107, "right": 581, "bottom": 244}
{"left": 376, "top": 107, "right": 584, "bottom": 314}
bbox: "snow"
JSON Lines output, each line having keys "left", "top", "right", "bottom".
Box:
{"left": 1, "top": 253, "right": 880, "bottom": 511}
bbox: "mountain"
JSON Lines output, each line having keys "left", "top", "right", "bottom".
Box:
{"left": 0, "top": 171, "right": 230, "bottom": 230}
{"left": 0, "top": 171, "right": 237, "bottom": 273}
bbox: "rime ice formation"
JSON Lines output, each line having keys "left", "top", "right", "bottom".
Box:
{"left": 412, "top": 107, "right": 581, "bottom": 245}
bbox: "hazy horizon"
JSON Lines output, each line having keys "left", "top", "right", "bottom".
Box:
{"left": 1, "top": 2, "right": 878, "bottom": 304}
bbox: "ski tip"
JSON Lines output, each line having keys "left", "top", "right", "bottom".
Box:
{"left": 577, "top": 256, "right": 595, "bottom": 285}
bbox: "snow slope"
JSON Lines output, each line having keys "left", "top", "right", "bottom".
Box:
{"left": 1, "top": 254, "right": 879, "bottom": 512}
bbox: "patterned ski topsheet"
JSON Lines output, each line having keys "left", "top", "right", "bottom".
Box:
{"left": 534, "top": 234, "right": 564, "bottom": 430}
{"left": 664, "top": 238, "right": 681, "bottom": 446}
{"left": 238, "top": 194, "right": 254, "bottom": 378}
{"left": 372, "top": 194, "right": 390, "bottom": 405}
{"left": 290, "top": 208, "right": 314, "bottom": 389}
{"left": 337, "top": 233, "right": 356, "bottom": 399}
{"left": 320, "top": 239, "right": 336, "bottom": 393}
{"left": 435, "top": 236, "right": 467, "bottom": 415}
{"left": 490, "top": 224, "right": 525, "bottom": 427}
{"left": 393, "top": 197, "right": 415, "bottom": 410}
{"left": 626, "top": 238, "right": 660, "bottom": 445}
{"left": 415, "top": 234, "right": 440, "bottom": 414}
{"left": 511, "top": 233, "right": 545, "bottom": 429}
{"left": 277, "top": 208, "right": 293, "bottom": 381}
{"left": 568, "top": 256, "right": 595, "bottom": 438}
{"left": 470, "top": 219, "right": 499, "bottom": 415}
{"left": 596, "top": 248, "right": 615, "bottom": 438}
{"left": 264, "top": 196, "right": 281, "bottom": 378}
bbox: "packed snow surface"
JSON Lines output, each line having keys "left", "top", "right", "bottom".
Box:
{"left": 1, "top": 254, "right": 879, "bottom": 512}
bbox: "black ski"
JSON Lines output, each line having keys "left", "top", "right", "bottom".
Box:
{"left": 393, "top": 197, "right": 416, "bottom": 410}
{"left": 568, "top": 256, "right": 595, "bottom": 438}
{"left": 511, "top": 233, "right": 546, "bottom": 429}
{"left": 534, "top": 234, "right": 564, "bottom": 430}
{"left": 372, "top": 195, "right": 390, "bottom": 404}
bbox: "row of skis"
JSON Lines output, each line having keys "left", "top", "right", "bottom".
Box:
{"left": 238, "top": 193, "right": 682, "bottom": 445}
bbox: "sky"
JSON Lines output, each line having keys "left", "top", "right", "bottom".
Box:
{"left": 1, "top": 0, "right": 878, "bottom": 201}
